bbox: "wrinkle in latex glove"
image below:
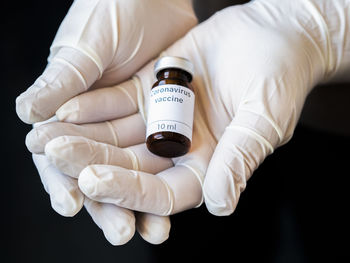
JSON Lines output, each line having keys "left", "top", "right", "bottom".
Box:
{"left": 26, "top": 113, "right": 146, "bottom": 153}
{"left": 44, "top": 136, "right": 173, "bottom": 178}
{"left": 78, "top": 164, "right": 203, "bottom": 216}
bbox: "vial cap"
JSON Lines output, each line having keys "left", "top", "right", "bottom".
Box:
{"left": 154, "top": 56, "right": 194, "bottom": 77}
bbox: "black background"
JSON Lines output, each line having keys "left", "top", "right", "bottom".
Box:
{"left": 4, "top": 1, "right": 349, "bottom": 262}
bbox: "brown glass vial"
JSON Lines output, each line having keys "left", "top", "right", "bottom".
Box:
{"left": 146, "top": 56, "right": 195, "bottom": 158}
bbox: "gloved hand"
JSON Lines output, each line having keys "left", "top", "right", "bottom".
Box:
{"left": 28, "top": 0, "right": 350, "bottom": 242}
{"left": 16, "top": 0, "right": 197, "bottom": 124}
{"left": 30, "top": 117, "right": 174, "bottom": 245}
{"left": 16, "top": 0, "right": 197, "bottom": 245}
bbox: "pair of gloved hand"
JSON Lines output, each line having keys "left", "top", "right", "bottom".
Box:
{"left": 16, "top": 0, "right": 350, "bottom": 245}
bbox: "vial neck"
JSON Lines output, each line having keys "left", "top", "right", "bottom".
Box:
{"left": 156, "top": 69, "right": 192, "bottom": 82}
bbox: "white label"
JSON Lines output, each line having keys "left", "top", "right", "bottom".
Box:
{"left": 146, "top": 84, "right": 195, "bottom": 140}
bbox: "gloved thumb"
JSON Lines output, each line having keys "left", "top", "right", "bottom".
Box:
{"left": 203, "top": 111, "right": 280, "bottom": 216}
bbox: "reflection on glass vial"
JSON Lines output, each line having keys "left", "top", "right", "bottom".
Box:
{"left": 146, "top": 56, "right": 195, "bottom": 158}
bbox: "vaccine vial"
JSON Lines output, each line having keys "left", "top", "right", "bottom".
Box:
{"left": 146, "top": 56, "right": 195, "bottom": 158}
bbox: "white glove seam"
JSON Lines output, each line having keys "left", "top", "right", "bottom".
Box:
{"left": 302, "top": 0, "right": 334, "bottom": 78}
{"left": 176, "top": 163, "right": 204, "bottom": 208}
{"left": 50, "top": 44, "right": 104, "bottom": 79}
{"left": 112, "top": 27, "right": 145, "bottom": 71}
{"left": 155, "top": 175, "right": 174, "bottom": 216}
{"left": 115, "top": 85, "right": 138, "bottom": 112}
{"left": 123, "top": 148, "right": 139, "bottom": 171}
{"left": 226, "top": 125, "right": 274, "bottom": 154}
{"left": 51, "top": 57, "right": 88, "bottom": 90}
{"left": 105, "top": 121, "right": 119, "bottom": 146}
{"left": 132, "top": 76, "right": 146, "bottom": 124}
{"left": 237, "top": 108, "right": 283, "bottom": 144}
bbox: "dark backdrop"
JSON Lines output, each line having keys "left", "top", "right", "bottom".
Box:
{"left": 4, "top": 1, "right": 349, "bottom": 262}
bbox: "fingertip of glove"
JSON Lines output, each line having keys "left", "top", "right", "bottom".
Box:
{"left": 85, "top": 200, "right": 136, "bottom": 246}
{"left": 138, "top": 227, "right": 170, "bottom": 245}
{"left": 205, "top": 202, "right": 234, "bottom": 217}
{"left": 102, "top": 207, "right": 136, "bottom": 246}
{"left": 51, "top": 203, "right": 80, "bottom": 217}
{"left": 25, "top": 129, "right": 42, "bottom": 153}
{"left": 203, "top": 187, "right": 236, "bottom": 216}
{"left": 44, "top": 136, "right": 63, "bottom": 164}
{"left": 15, "top": 91, "right": 45, "bottom": 124}
{"left": 50, "top": 191, "right": 84, "bottom": 217}
{"left": 44, "top": 136, "right": 66, "bottom": 156}
{"left": 16, "top": 95, "right": 34, "bottom": 124}
{"left": 104, "top": 223, "right": 136, "bottom": 246}
{"left": 45, "top": 136, "right": 82, "bottom": 178}
{"left": 136, "top": 214, "right": 170, "bottom": 245}
{"left": 56, "top": 98, "right": 79, "bottom": 123}
{"left": 78, "top": 166, "right": 99, "bottom": 197}
{"left": 138, "top": 230, "right": 169, "bottom": 245}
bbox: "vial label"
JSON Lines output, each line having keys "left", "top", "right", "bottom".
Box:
{"left": 146, "top": 84, "right": 195, "bottom": 140}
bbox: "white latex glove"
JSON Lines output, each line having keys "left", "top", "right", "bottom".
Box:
{"left": 17, "top": 0, "right": 197, "bottom": 245}
{"left": 28, "top": 0, "right": 350, "bottom": 228}
{"left": 27, "top": 115, "right": 172, "bottom": 245}
{"left": 16, "top": 0, "right": 197, "bottom": 124}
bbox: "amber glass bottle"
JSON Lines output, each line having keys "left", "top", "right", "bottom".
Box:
{"left": 146, "top": 56, "right": 195, "bottom": 158}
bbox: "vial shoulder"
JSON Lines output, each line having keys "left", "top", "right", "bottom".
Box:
{"left": 152, "top": 79, "right": 194, "bottom": 92}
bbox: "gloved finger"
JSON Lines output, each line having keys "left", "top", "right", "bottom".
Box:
{"left": 84, "top": 198, "right": 136, "bottom": 246}
{"left": 32, "top": 154, "right": 84, "bottom": 217}
{"left": 136, "top": 212, "right": 171, "bottom": 245}
{"left": 16, "top": 47, "right": 100, "bottom": 124}
{"left": 203, "top": 111, "right": 280, "bottom": 216}
{"left": 45, "top": 136, "right": 173, "bottom": 178}
{"left": 26, "top": 113, "right": 145, "bottom": 153}
{"left": 56, "top": 79, "right": 139, "bottom": 124}
{"left": 35, "top": 142, "right": 169, "bottom": 245}
{"left": 78, "top": 164, "right": 202, "bottom": 216}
